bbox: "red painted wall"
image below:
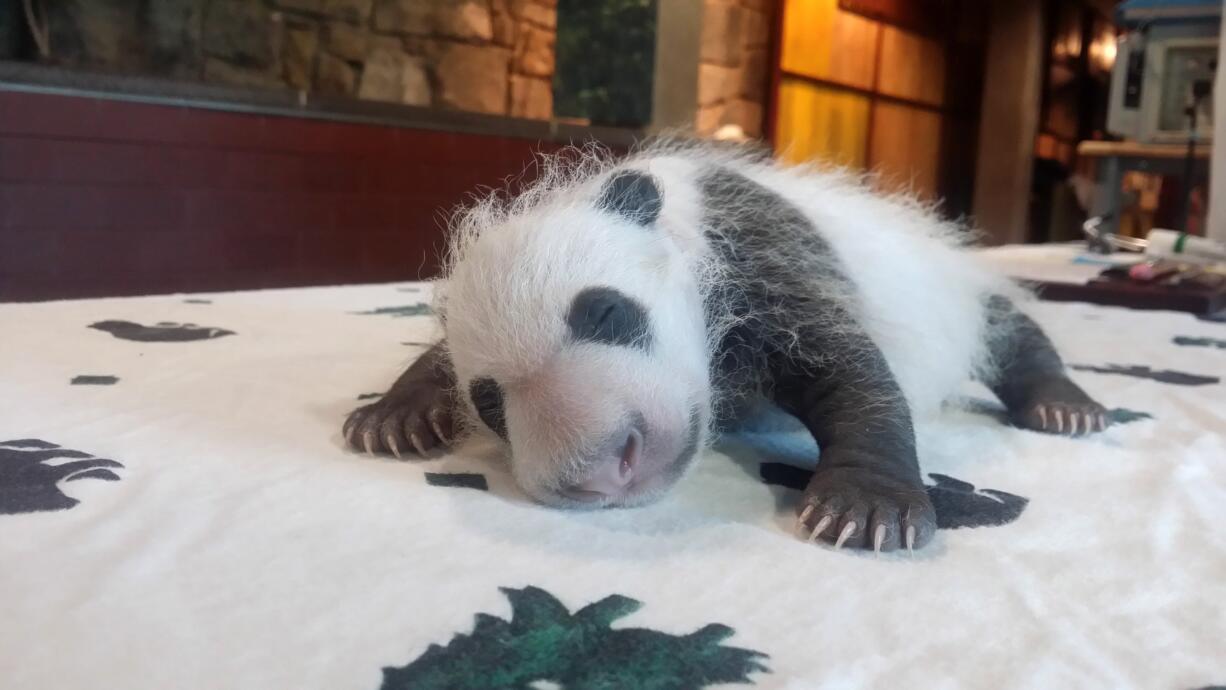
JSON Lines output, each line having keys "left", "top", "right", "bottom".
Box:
{"left": 0, "top": 90, "right": 563, "bottom": 301}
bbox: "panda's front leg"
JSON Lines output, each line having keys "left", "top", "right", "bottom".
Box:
{"left": 343, "top": 342, "right": 460, "bottom": 458}
{"left": 773, "top": 348, "right": 937, "bottom": 554}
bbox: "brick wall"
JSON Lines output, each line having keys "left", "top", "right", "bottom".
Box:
{"left": 0, "top": 90, "right": 564, "bottom": 301}
{"left": 695, "top": 0, "right": 772, "bottom": 139}
{"left": 40, "top": 0, "right": 558, "bottom": 119}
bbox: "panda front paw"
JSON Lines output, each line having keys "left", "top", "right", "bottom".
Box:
{"left": 343, "top": 383, "right": 458, "bottom": 459}
{"left": 796, "top": 466, "right": 936, "bottom": 554}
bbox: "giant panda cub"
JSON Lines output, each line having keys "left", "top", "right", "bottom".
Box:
{"left": 343, "top": 139, "right": 1109, "bottom": 554}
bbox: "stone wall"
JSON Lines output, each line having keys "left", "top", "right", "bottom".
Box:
{"left": 695, "top": 0, "right": 770, "bottom": 138}
{"left": 45, "top": 0, "right": 557, "bottom": 119}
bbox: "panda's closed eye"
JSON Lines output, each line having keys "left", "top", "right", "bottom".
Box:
{"left": 567, "top": 287, "right": 651, "bottom": 349}
{"left": 469, "top": 377, "right": 508, "bottom": 441}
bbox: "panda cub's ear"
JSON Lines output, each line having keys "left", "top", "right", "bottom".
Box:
{"left": 596, "top": 170, "right": 663, "bottom": 227}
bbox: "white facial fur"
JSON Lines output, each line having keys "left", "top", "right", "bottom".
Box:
{"left": 439, "top": 178, "right": 712, "bottom": 507}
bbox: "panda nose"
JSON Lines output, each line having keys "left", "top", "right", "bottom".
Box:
{"left": 567, "top": 424, "right": 643, "bottom": 498}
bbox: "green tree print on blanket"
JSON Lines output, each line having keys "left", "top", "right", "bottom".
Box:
{"left": 380, "top": 586, "right": 769, "bottom": 690}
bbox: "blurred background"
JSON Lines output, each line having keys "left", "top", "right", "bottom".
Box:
{"left": 0, "top": 0, "right": 1221, "bottom": 301}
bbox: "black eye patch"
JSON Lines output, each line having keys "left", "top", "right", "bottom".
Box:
{"left": 469, "top": 377, "right": 508, "bottom": 441}
{"left": 566, "top": 287, "right": 651, "bottom": 349}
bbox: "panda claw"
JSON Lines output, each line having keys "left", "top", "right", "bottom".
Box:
{"left": 1070, "top": 413, "right": 1080, "bottom": 436}
{"left": 409, "top": 433, "right": 427, "bottom": 457}
{"left": 386, "top": 434, "right": 401, "bottom": 459}
{"left": 1036, "top": 405, "right": 1048, "bottom": 430}
{"left": 797, "top": 504, "right": 815, "bottom": 531}
{"left": 362, "top": 431, "right": 376, "bottom": 456}
{"left": 1054, "top": 409, "right": 1064, "bottom": 434}
{"left": 1098, "top": 413, "right": 1107, "bottom": 431}
{"left": 428, "top": 409, "right": 450, "bottom": 446}
{"left": 873, "top": 524, "right": 885, "bottom": 555}
{"left": 905, "top": 525, "right": 916, "bottom": 556}
{"left": 807, "top": 514, "right": 833, "bottom": 543}
{"left": 833, "top": 521, "right": 856, "bottom": 550}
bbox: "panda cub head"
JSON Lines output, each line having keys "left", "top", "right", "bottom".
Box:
{"left": 439, "top": 167, "right": 713, "bottom": 508}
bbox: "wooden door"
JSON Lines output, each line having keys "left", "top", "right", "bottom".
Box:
{"left": 768, "top": 0, "right": 985, "bottom": 215}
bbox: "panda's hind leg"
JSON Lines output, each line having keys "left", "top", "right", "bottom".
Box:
{"left": 982, "top": 296, "right": 1109, "bottom": 436}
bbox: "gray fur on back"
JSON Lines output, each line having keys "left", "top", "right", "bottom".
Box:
{"left": 699, "top": 167, "right": 878, "bottom": 424}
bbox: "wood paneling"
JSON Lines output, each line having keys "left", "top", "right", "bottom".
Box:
{"left": 869, "top": 101, "right": 942, "bottom": 200}
{"left": 839, "top": 0, "right": 947, "bottom": 36}
{"left": 973, "top": 0, "right": 1044, "bottom": 245}
{"left": 775, "top": 0, "right": 955, "bottom": 204}
{"left": 775, "top": 77, "right": 870, "bottom": 167}
{"left": 878, "top": 25, "right": 945, "bottom": 106}
{"left": 781, "top": 0, "right": 879, "bottom": 90}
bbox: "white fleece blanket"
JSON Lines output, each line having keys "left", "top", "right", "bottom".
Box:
{"left": 2, "top": 268, "right": 1224, "bottom": 690}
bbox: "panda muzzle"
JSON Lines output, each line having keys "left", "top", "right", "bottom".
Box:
{"left": 562, "top": 421, "right": 645, "bottom": 500}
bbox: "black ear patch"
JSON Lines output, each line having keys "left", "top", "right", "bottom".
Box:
{"left": 469, "top": 377, "right": 509, "bottom": 441}
{"left": 597, "top": 170, "right": 663, "bottom": 226}
{"left": 567, "top": 287, "right": 652, "bottom": 349}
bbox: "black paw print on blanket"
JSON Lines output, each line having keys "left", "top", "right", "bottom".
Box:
{"left": 1069, "top": 363, "right": 1219, "bottom": 386}
{"left": 924, "top": 473, "right": 1028, "bottom": 529}
{"left": 759, "top": 464, "right": 1028, "bottom": 530}
{"left": 960, "top": 397, "right": 1154, "bottom": 428}
{"left": 1173, "top": 335, "right": 1226, "bottom": 350}
{"left": 0, "top": 440, "right": 124, "bottom": 514}
{"left": 349, "top": 304, "right": 432, "bottom": 318}
{"left": 89, "top": 320, "right": 235, "bottom": 342}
